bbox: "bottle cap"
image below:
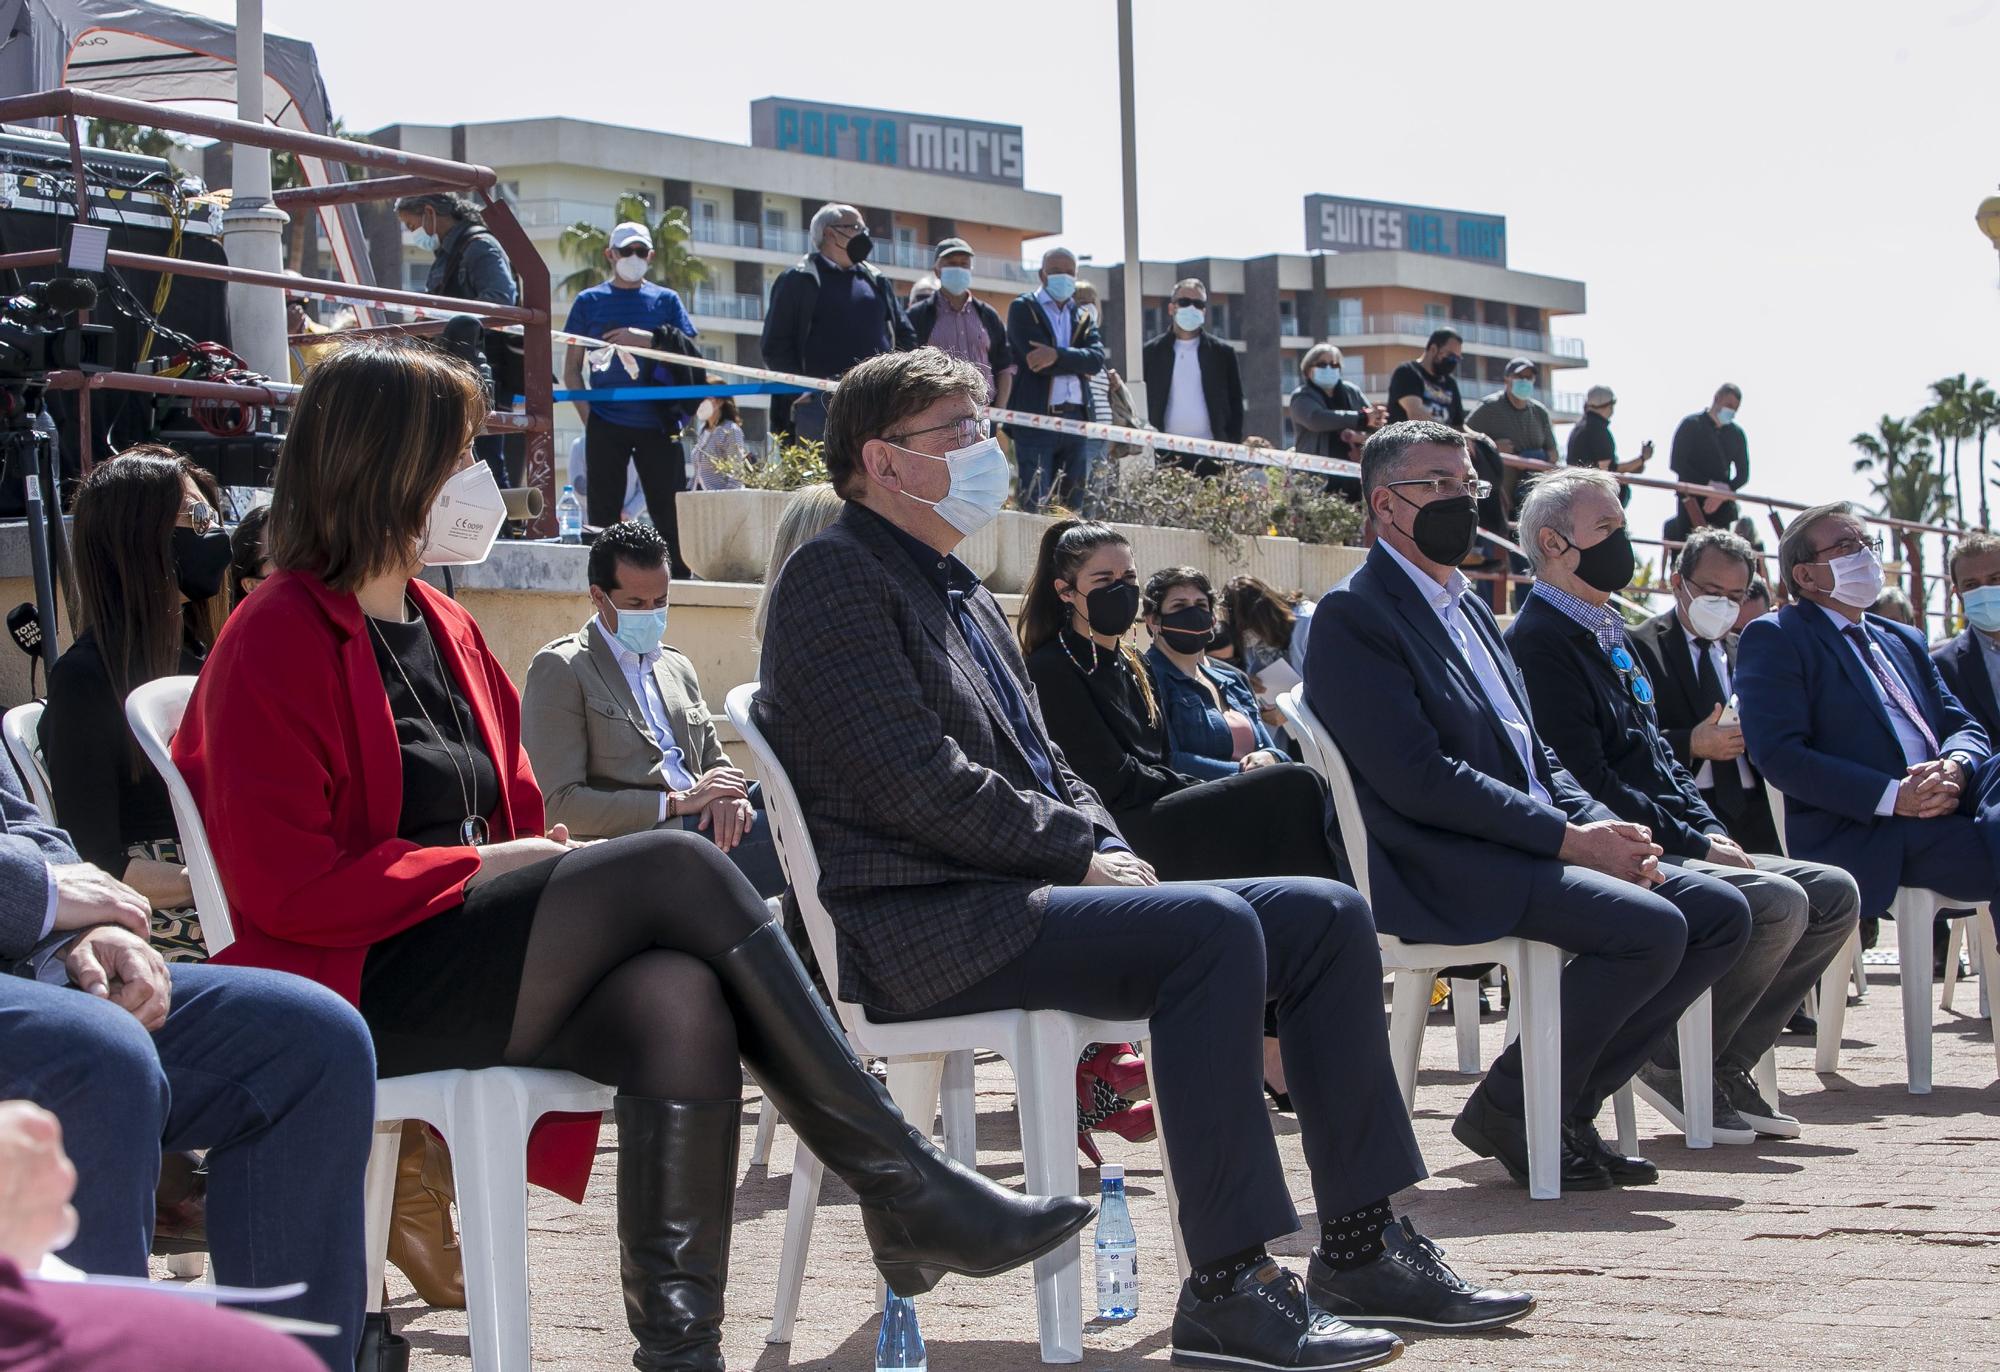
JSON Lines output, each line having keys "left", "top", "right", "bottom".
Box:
{"left": 1100, "top": 1162, "right": 1124, "bottom": 1181}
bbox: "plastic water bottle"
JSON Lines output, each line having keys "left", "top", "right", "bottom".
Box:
{"left": 1094, "top": 1162, "right": 1139, "bottom": 1321}
{"left": 875, "top": 1292, "right": 926, "bottom": 1371}
{"left": 556, "top": 484, "right": 583, "bottom": 544}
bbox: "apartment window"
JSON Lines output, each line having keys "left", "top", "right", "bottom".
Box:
{"left": 1278, "top": 296, "right": 1300, "bottom": 337}
{"left": 764, "top": 207, "right": 786, "bottom": 232}
{"left": 1335, "top": 297, "right": 1363, "bottom": 334}
{"left": 1207, "top": 299, "right": 1231, "bottom": 339}
{"left": 895, "top": 224, "right": 917, "bottom": 263}
{"left": 1142, "top": 304, "right": 1162, "bottom": 338}
{"left": 694, "top": 199, "right": 719, "bottom": 227}
{"left": 1422, "top": 302, "right": 1446, "bottom": 323}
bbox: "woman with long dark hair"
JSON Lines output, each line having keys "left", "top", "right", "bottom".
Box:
{"left": 174, "top": 337, "right": 1089, "bottom": 1370}
{"left": 42, "top": 447, "right": 229, "bottom": 957}
{"left": 1020, "top": 520, "right": 1352, "bottom": 1110}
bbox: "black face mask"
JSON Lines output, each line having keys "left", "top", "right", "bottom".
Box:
{"left": 172, "top": 526, "right": 232, "bottom": 602}
{"left": 1555, "top": 527, "right": 1636, "bottom": 594}
{"left": 1431, "top": 352, "right": 1459, "bottom": 375}
{"left": 1392, "top": 491, "right": 1480, "bottom": 565}
{"left": 1156, "top": 606, "right": 1215, "bottom": 655}
{"left": 843, "top": 229, "right": 874, "bottom": 264}
{"left": 1075, "top": 580, "right": 1140, "bottom": 637}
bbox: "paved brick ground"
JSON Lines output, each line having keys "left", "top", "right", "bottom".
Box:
{"left": 379, "top": 973, "right": 2000, "bottom": 1370}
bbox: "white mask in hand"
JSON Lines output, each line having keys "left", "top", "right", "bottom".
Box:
{"left": 419, "top": 461, "right": 509, "bottom": 566}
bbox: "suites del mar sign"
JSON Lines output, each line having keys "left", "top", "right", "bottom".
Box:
{"left": 752, "top": 98, "right": 1025, "bottom": 187}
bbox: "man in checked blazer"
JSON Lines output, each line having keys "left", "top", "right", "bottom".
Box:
{"left": 755, "top": 349, "right": 1533, "bottom": 1369}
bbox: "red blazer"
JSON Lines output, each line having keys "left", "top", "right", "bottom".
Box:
{"left": 174, "top": 570, "right": 598, "bottom": 1200}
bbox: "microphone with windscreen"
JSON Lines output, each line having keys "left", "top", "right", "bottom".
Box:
{"left": 35, "top": 276, "right": 98, "bottom": 318}
{"left": 7, "top": 603, "right": 42, "bottom": 658}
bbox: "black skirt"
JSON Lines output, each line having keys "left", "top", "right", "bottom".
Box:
{"left": 359, "top": 853, "right": 563, "bottom": 1077}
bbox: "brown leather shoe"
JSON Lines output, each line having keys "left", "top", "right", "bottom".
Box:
{"left": 387, "top": 1121, "right": 466, "bottom": 1309}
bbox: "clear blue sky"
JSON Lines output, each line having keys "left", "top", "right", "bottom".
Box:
{"left": 171, "top": 0, "right": 2000, "bottom": 545}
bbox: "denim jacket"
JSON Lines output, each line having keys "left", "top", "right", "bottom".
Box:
{"left": 1144, "top": 646, "right": 1281, "bottom": 780}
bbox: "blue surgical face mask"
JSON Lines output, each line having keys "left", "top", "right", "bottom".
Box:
{"left": 409, "top": 220, "right": 439, "bottom": 253}
{"left": 1310, "top": 366, "right": 1341, "bottom": 388}
{"left": 893, "top": 435, "right": 1011, "bottom": 537}
{"left": 1509, "top": 378, "right": 1534, "bottom": 400}
{"left": 607, "top": 605, "right": 669, "bottom": 657}
{"left": 938, "top": 266, "right": 973, "bottom": 294}
{"left": 1716, "top": 406, "right": 1738, "bottom": 425}
{"left": 1043, "top": 273, "right": 1077, "bottom": 302}
{"left": 1965, "top": 585, "right": 2000, "bottom": 633}
{"left": 1174, "top": 305, "right": 1206, "bottom": 332}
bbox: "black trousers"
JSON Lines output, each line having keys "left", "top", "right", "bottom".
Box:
{"left": 1114, "top": 765, "right": 1348, "bottom": 885}
{"left": 586, "top": 414, "right": 689, "bottom": 572}
{"left": 1482, "top": 863, "right": 1750, "bottom": 1123}
{"left": 874, "top": 877, "right": 1425, "bottom": 1266}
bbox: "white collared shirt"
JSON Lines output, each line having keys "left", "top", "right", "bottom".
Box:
{"left": 1813, "top": 602, "right": 1932, "bottom": 815}
{"left": 595, "top": 617, "right": 697, "bottom": 819}
{"left": 1034, "top": 289, "right": 1082, "bottom": 408}
{"left": 1680, "top": 622, "right": 1754, "bottom": 791}
{"left": 1380, "top": 539, "right": 1550, "bottom": 804}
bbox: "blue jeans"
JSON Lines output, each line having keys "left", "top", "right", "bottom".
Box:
{"left": 0, "top": 964, "right": 376, "bottom": 1369}
{"left": 1010, "top": 427, "right": 1092, "bottom": 513}
{"left": 674, "top": 781, "right": 785, "bottom": 899}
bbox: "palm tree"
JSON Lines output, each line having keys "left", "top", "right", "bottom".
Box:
{"left": 84, "top": 119, "right": 187, "bottom": 160}
{"left": 1924, "top": 374, "right": 1973, "bottom": 530}
{"left": 1965, "top": 377, "right": 2000, "bottom": 529}
{"left": 271, "top": 116, "right": 352, "bottom": 274}
{"left": 1853, "top": 415, "right": 1947, "bottom": 615}
{"left": 558, "top": 195, "right": 708, "bottom": 299}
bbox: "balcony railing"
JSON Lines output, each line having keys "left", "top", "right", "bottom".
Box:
{"left": 687, "top": 288, "right": 763, "bottom": 322}
{"left": 1326, "top": 311, "right": 1585, "bottom": 360}
{"left": 505, "top": 196, "right": 621, "bottom": 231}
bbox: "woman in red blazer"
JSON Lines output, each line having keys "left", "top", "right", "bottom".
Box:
{"left": 172, "top": 337, "right": 1089, "bottom": 1369}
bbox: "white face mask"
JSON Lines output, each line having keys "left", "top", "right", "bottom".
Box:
{"left": 613, "top": 255, "right": 651, "bottom": 283}
{"left": 892, "top": 435, "right": 1011, "bottom": 537}
{"left": 1825, "top": 546, "right": 1885, "bottom": 609}
{"left": 418, "top": 462, "right": 509, "bottom": 567}
{"left": 1682, "top": 588, "right": 1739, "bottom": 641}
{"left": 1174, "top": 305, "right": 1206, "bottom": 332}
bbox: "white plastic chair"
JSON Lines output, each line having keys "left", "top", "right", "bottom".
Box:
{"left": 1940, "top": 916, "right": 1992, "bottom": 1019}
{"left": 125, "top": 676, "right": 615, "bottom": 1372}
{"left": 1765, "top": 780, "right": 1999, "bottom": 1094}
{"left": 725, "top": 684, "right": 1180, "bottom": 1364}
{"left": 3, "top": 700, "right": 56, "bottom": 823}
{"left": 1277, "top": 688, "right": 1714, "bottom": 1198}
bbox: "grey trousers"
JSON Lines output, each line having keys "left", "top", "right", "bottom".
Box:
{"left": 1657, "top": 851, "right": 1860, "bottom": 1073}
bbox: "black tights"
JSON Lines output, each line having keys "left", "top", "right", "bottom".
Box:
{"left": 501, "top": 828, "right": 771, "bottom": 1101}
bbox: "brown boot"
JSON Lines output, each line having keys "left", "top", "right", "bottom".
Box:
{"left": 387, "top": 1121, "right": 465, "bottom": 1309}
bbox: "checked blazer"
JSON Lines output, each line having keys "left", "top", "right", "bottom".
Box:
{"left": 754, "top": 502, "right": 1123, "bottom": 1014}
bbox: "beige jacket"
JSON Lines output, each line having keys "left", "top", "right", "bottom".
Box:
{"left": 520, "top": 619, "right": 729, "bottom": 839}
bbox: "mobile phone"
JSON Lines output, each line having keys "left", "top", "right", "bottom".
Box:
{"left": 1717, "top": 696, "right": 1739, "bottom": 728}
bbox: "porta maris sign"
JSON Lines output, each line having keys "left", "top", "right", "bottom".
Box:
{"left": 751, "top": 99, "right": 1025, "bottom": 187}
{"left": 1304, "top": 195, "right": 1508, "bottom": 267}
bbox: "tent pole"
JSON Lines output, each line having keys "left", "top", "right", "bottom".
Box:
{"left": 220, "top": 0, "right": 290, "bottom": 381}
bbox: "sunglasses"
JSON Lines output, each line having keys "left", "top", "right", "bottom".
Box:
{"left": 182, "top": 499, "right": 218, "bottom": 533}
{"left": 1606, "top": 644, "right": 1655, "bottom": 705}
{"left": 1172, "top": 298, "right": 1206, "bottom": 310}
{"left": 615, "top": 244, "right": 651, "bottom": 258}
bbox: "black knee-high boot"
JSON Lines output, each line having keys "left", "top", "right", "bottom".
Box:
{"left": 704, "top": 923, "right": 1095, "bottom": 1296}
{"left": 615, "top": 1097, "right": 739, "bottom": 1372}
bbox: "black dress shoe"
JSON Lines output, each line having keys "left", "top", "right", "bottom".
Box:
{"left": 1783, "top": 1008, "right": 1818, "bottom": 1037}
{"left": 1451, "top": 1087, "right": 1609, "bottom": 1191}
{"left": 1171, "top": 1262, "right": 1403, "bottom": 1371}
{"left": 1562, "top": 1117, "right": 1659, "bottom": 1186}
{"left": 1307, "top": 1220, "right": 1536, "bottom": 1333}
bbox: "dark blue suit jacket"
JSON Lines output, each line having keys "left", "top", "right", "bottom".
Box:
{"left": 1505, "top": 594, "right": 1726, "bottom": 862}
{"left": 1932, "top": 629, "right": 2000, "bottom": 742}
{"left": 1737, "top": 603, "right": 1990, "bottom": 919}
{"left": 1308, "top": 543, "right": 1608, "bottom": 944}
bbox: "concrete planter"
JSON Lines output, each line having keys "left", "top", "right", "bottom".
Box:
{"left": 955, "top": 517, "right": 1001, "bottom": 583}
{"left": 1298, "top": 543, "right": 1367, "bottom": 599}
{"left": 675, "top": 488, "right": 795, "bottom": 583}
{"left": 1114, "top": 522, "right": 1211, "bottom": 582}
{"left": 1243, "top": 536, "right": 1303, "bottom": 594}
{"left": 989, "top": 509, "right": 1057, "bottom": 593}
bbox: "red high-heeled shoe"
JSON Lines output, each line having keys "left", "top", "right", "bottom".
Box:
{"left": 1079, "top": 1042, "right": 1151, "bottom": 1101}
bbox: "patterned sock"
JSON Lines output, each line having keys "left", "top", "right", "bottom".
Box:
{"left": 1186, "top": 1245, "right": 1269, "bottom": 1303}
{"left": 1317, "top": 1200, "right": 1393, "bottom": 1270}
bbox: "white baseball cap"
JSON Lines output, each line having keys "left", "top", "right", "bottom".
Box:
{"left": 609, "top": 222, "right": 653, "bottom": 251}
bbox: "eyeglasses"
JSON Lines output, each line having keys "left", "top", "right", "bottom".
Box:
{"left": 1812, "top": 533, "right": 1884, "bottom": 561}
{"left": 1171, "top": 298, "right": 1206, "bottom": 310}
{"left": 885, "top": 415, "right": 992, "bottom": 449}
{"left": 615, "top": 244, "right": 651, "bottom": 258}
{"left": 830, "top": 222, "right": 873, "bottom": 238}
{"left": 181, "top": 499, "right": 217, "bottom": 533}
{"left": 1385, "top": 476, "right": 1494, "bottom": 501}
{"left": 1683, "top": 582, "right": 1748, "bottom": 606}
{"left": 1606, "top": 644, "right": 1655, "bottom": 705}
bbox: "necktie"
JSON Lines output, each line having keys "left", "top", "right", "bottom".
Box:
{"left": 1694, "top": 640, "right": 1746, "bottom": 816}
{"left": 1842, "top": 624, "right": 1939, "bottom": 757}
